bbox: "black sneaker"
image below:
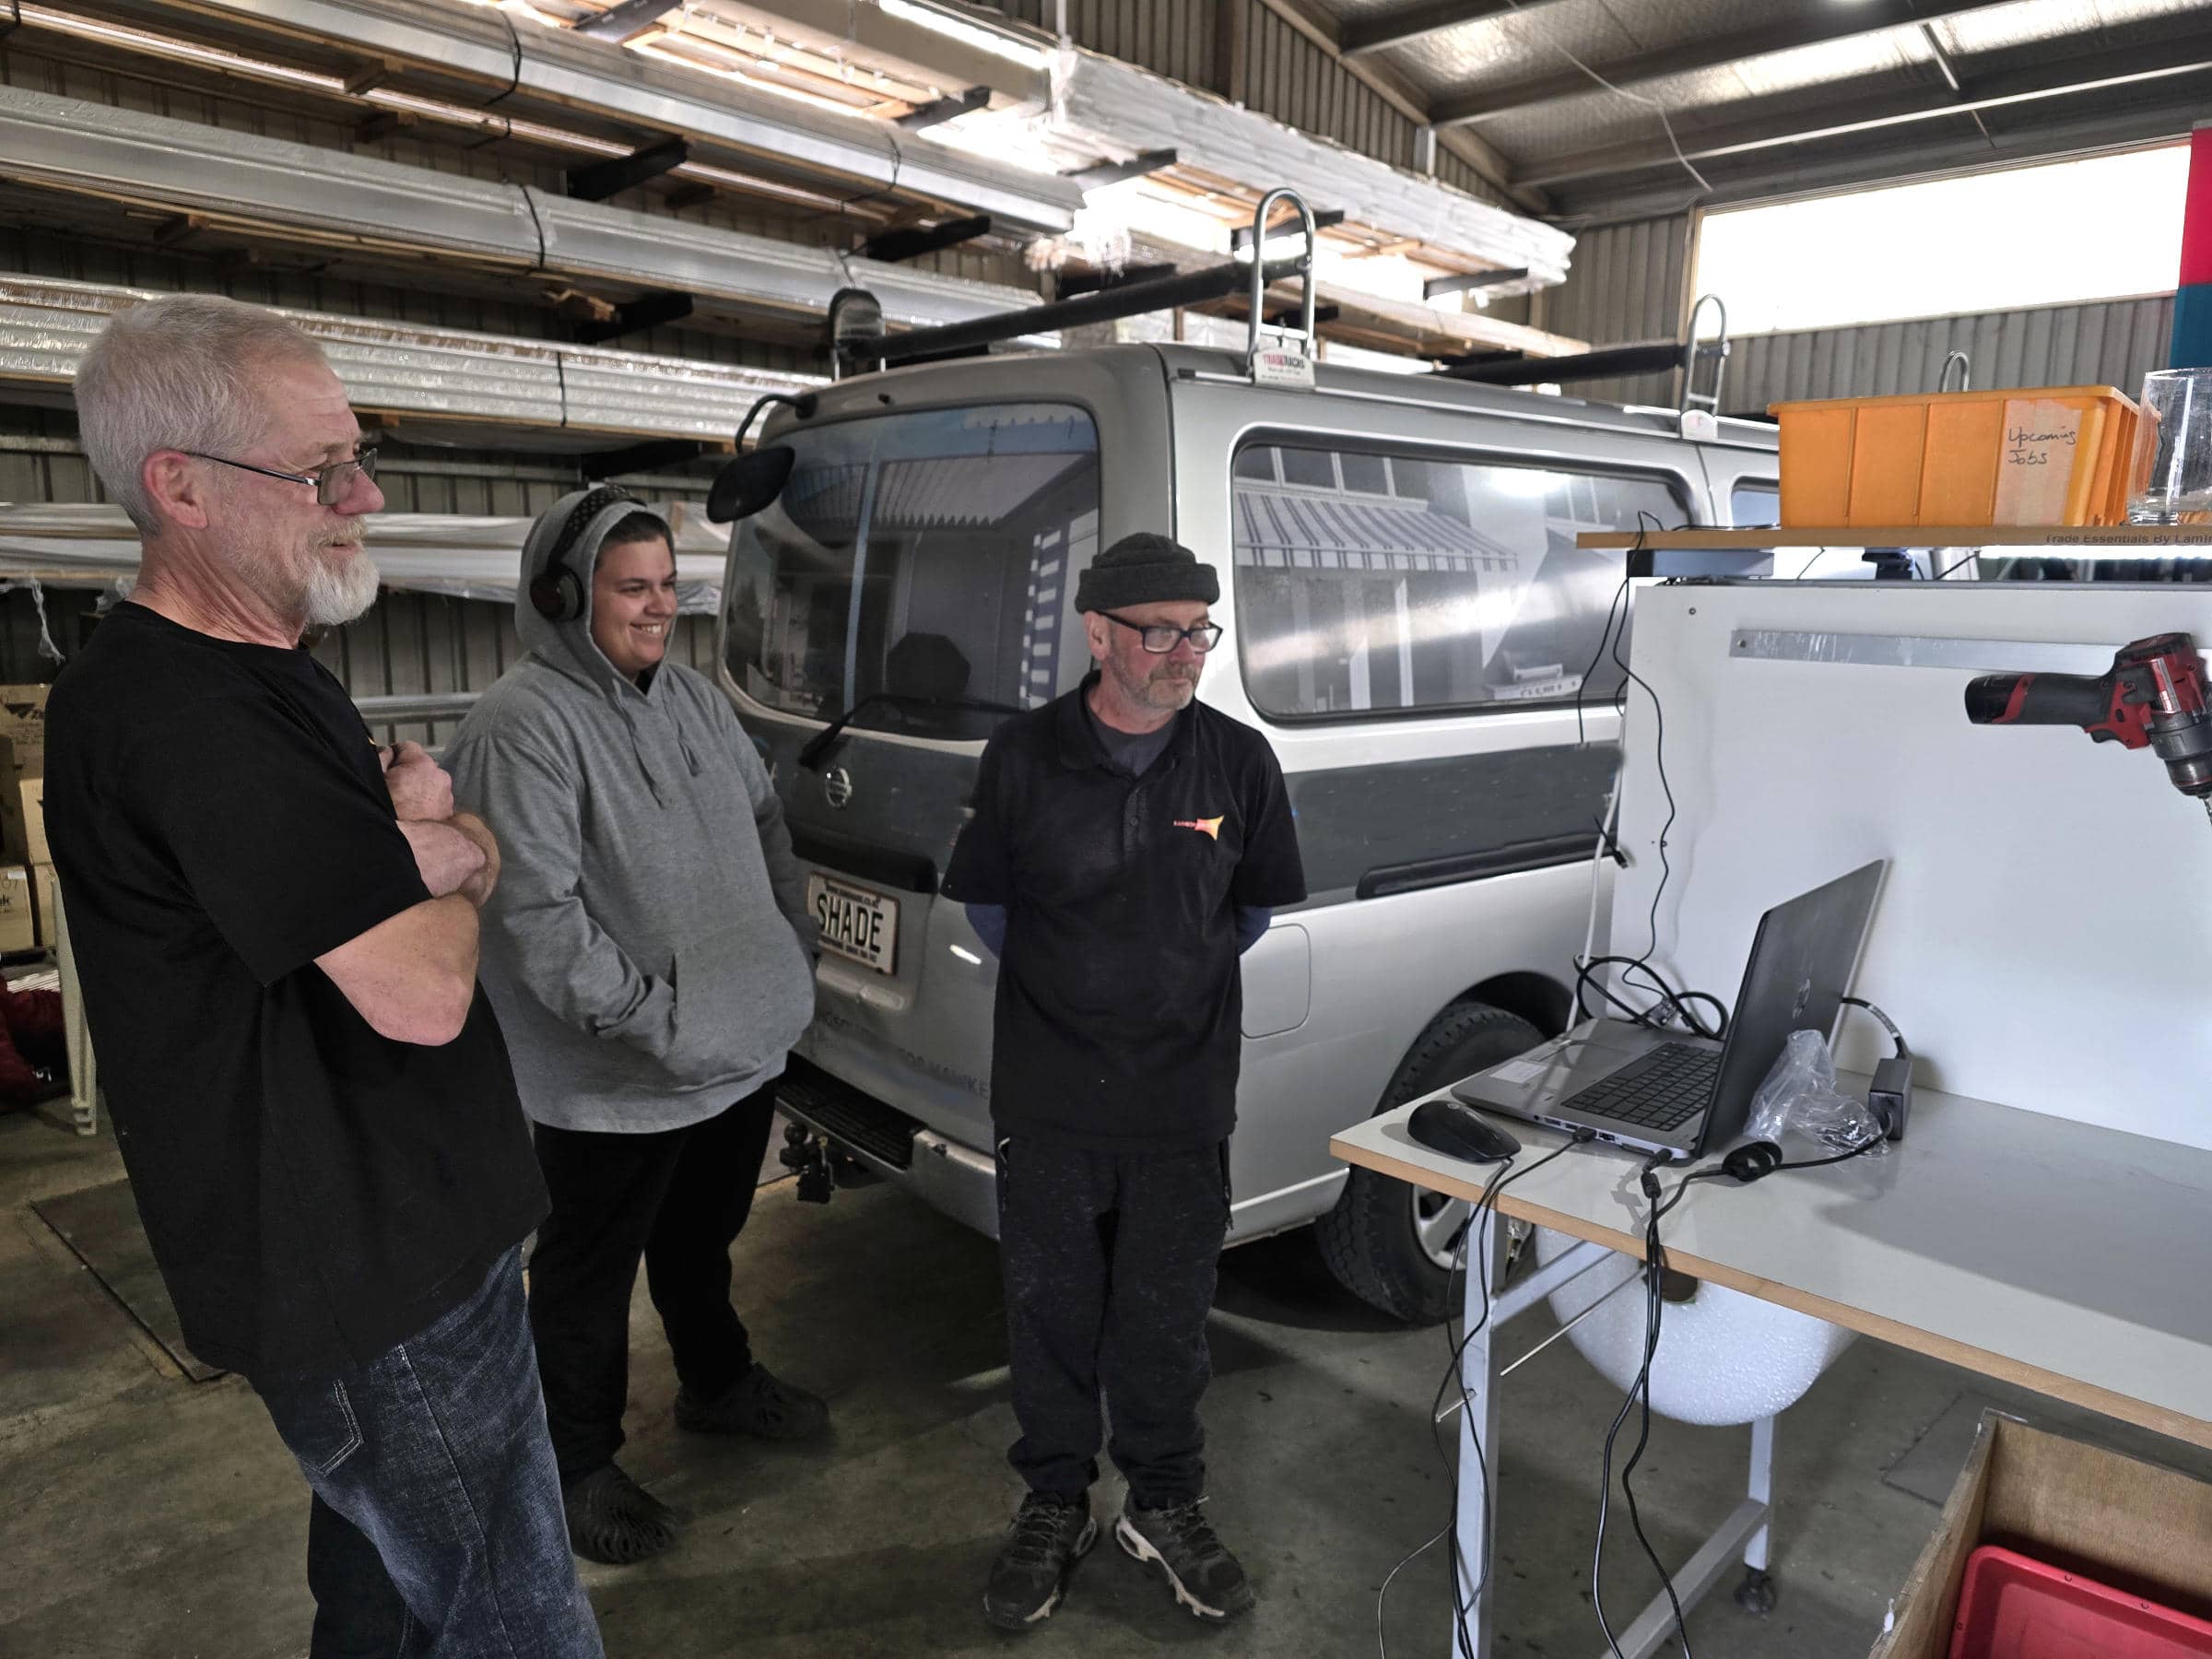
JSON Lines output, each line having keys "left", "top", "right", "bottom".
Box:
{"left": 1115, "top": 1498, "right": 1255, "bottom": 1622}
{"left": 983, "top": 1494, "right": 1098, "bottom": 1631}
{"left": 562, "top": 1464, "right": 679, "bottom": 1566}
{"left": 674, "top": 1361, "right": 830, "bottom": 1442}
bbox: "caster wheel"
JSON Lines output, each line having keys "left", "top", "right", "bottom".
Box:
{"left": 1734, "top": 1568, "right": 1777, "bottom": 1617}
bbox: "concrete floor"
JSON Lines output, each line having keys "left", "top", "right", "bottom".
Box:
{"left": 6, "top": 1101, "right": 2209, "bottom": 1659}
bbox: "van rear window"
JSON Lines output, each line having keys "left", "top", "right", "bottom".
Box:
{"left": 1230, "top": 441, "right": 1683, "bottom": 721}
{"left": 724, "top": 405, "right": 1101, "bottom": 739}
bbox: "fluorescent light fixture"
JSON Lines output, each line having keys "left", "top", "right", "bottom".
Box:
{"left": 949, "top": 944, "right": 984, "bottom": 965}
{"left": 877, "top": 0, "right": 1049, "bottom": 70}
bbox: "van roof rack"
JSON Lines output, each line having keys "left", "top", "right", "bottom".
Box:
{"left": 1436, "top": 293, "right": 1731, "bottom": 439}
{"left": 832, "top": 188, "right": 1327, "bottom": 386}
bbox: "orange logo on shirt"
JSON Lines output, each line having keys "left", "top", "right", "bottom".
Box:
{"left": 1173, "top": 816, "right": 1224, "bottom": 840}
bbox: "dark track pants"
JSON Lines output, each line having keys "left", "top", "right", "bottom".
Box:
{"left": 995, "top": 1135, "right": 1230, "bottom": 1509}
{"left": 527, "top": 1087, "right": 779, "bottom": 1485}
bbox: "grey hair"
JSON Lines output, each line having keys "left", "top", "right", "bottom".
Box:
{"left": 74, "top": 295, "right": 332, "bottom": 535}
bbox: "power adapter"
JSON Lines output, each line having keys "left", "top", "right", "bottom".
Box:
{"left": 1868, "top": 1053, "right": 1912, "bottom": 1142}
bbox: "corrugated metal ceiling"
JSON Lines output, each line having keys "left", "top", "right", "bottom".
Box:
{"left": 1298, "top": 0, "right": 2212, "bottom": 213}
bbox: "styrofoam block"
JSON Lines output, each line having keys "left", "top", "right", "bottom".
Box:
{"left": 1535, "top": 1230, "right": 1854, "bottom": 1427}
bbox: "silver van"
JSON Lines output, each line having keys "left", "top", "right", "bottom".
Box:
{"left": 716, "top": 338, "right": 1778, "bottom": 1321}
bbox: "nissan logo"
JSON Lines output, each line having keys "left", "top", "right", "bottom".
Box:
{"left": 823, "top": 766, "right": 854, "bottom": 809}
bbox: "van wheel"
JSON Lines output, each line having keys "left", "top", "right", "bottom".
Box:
{"left": 1315, "top": 1001, "right": 1545, "bottom": 1325}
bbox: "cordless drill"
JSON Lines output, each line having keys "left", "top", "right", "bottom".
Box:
{"left": 1964, "top": 633, "right": 2212, "bottom": 827}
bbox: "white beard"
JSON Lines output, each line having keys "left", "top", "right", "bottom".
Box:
{"left": 304, "top": 551, "right": 382, "bottom": 626}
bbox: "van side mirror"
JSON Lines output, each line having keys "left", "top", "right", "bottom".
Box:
{"left": 708, "top": 445, "right": 795, "bottom": 524}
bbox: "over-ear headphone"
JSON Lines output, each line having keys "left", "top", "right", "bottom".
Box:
{"left": 528, "top": 484, "right": 640, "bottom": 623}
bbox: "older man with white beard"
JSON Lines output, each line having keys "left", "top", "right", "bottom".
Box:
{"left": 47, "top": 296, "right": 602, "bottom": 1659}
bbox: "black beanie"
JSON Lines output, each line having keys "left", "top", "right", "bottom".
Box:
{"left": 1074, "top": 532, "right": 1220, "bottom": 613}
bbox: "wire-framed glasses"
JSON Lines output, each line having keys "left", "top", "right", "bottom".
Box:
{"left": 185, "top": 445, "right": 379, "bottom": 507}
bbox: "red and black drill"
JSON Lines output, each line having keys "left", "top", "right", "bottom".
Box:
{"left": 1965, "top": 633, "right": 2212, "bottom": 827}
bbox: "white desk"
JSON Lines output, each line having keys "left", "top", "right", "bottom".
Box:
{"left": 1332, "top": 1075, "right": 2212, "bottom": 1658}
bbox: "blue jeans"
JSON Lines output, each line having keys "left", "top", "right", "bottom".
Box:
{"left": 253, "top": 1248, "right": 603, "bottom": 1659}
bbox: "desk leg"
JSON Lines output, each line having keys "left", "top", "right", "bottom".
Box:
{"left": 1452, "top": 1206, "right": 1498, "bottom": 1659}
{"left": 1734, "top": 1417, "right": 1778, "bottom": 1616}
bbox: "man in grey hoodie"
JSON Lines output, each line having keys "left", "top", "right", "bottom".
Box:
{"left": 446, "top": 487, "right": 826, "bottom": 1566}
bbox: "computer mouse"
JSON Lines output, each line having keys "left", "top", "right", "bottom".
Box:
{"left": 1407, "top": 1099, "right": 1522, "bottom": 1165}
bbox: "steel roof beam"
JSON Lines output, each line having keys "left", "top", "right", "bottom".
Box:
{"left": 1249, "top": 0, "right": 1546, "bottom": 213}
{"left": 1550, "top": 84, "right": 2212, "bottom": 219}
{"left": 1517, "top": 40, "right": 2212, "bottom": 188}
{"left": 1431, "top": 0, "right": 2020, "bottom": 127}
{"left": 1340, "top": 0, "right": 1566, "bottom": 62}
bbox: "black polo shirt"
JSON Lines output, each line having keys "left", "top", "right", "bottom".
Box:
{"left": 943, "top": 673, "right": 1306, "bottom": 1148}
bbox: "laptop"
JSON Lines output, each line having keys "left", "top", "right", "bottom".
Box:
{"left": 1452, "top": 860, "right": 1885, "bottom": 1159}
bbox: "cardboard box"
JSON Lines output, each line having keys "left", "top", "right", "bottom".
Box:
{"left": 30, "top": 862, "right": 57, "bottom": 948}
{"left": 19, "top": 774, "right": 44, "bottom": 868}
{"left": 0, "top": 737, "right": 23, "bottom": 863}
{"left": 1871, "top": 1412, "right": 2212, "bottom": 1657}
{"left": 0, "top": 683, "right": 48, "bottom": 777}
{"left": 0, "top": 864, "right": 36, "bottom": 953}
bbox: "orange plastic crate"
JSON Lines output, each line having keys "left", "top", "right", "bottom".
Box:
{"left": 1771, "top": 386, "right": 2138, "bottom": 529}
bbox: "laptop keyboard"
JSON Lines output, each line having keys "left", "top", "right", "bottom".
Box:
{"left": 1559, "top": 1041, "right": 1720, "bottom": 1134}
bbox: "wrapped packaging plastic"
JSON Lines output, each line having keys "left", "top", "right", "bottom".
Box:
{"left": 1745, "top": 1030, "right": 1886, "bottom": 1154}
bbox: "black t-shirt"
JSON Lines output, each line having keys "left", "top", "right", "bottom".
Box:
{"left": 45, "top": 604, "right": 546, "bottom": 1380}
{"left": 943, "top": 675, "right": 1306, "bottom": 1148}
{"left": 1084, "top": 701, "right": 1174, "bottom": 779}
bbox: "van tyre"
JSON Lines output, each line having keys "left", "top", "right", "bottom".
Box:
{"left": 1315, "top": 1001, "right": 1544, "bottom": 1324}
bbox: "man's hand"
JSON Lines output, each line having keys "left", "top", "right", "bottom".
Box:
{"left": 401, "top": 818, "right": 488, "bottom": 900}
{"left": 384, "top": 741, "right": 455, "bottom": 823}
{"left": 449, "top": 811, "right": 502, "bottom": 910}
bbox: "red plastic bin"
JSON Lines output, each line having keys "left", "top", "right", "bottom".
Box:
{"left": 1950, "top": 1545, "right": 2212, "bottom": 1659}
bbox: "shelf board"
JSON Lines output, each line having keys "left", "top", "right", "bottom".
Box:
{"left": 1575, "top": 525, "right": 2212, "bottom": 551}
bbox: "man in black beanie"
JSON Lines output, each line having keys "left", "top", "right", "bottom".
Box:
{"left": 942, "top": 532, "right": 1306, "bottom": 1630}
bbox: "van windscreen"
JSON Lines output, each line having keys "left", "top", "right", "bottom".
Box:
{"left": 724, "top": 405, "right": 1102, "bottom": 740}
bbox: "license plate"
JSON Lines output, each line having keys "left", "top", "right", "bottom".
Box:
{"left": 807, "top": 874, "right": 899, "bottom": 975}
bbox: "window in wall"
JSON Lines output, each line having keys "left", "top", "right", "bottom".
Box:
{"left": 1230, "top": 441, "right": 1684, "bottom": 719}
{"left": 1695, "top": 145, "right": 2190, "bottom": 335}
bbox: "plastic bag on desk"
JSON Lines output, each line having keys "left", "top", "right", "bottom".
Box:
{"left": 1745, "top": 1030, "right": 1885, "bottom": 1155}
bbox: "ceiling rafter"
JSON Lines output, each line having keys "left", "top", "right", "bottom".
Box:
{"left": 1249, "top": 0, "right": 1547, "bottom": 215}
{"left": 1518, "top": 37, "right": 2212, "bottom": 190}
{"left": 1429, "top": 0, "right": 2025, "bottom": 129}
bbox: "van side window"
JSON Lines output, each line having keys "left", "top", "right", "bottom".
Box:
{"left": 1230, "top": 441, "right": 1684, "bottom": 720}
{"left": 1730, "top": 481, "right": 1780, "bottom": 527}
{"left": 724, "top": 405, "right": 1101, "bottom": 738}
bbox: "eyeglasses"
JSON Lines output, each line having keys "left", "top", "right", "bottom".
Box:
{"left": 185, "top": 446, "right": 379, "bottom": 507}
{"left": 1098, "top": 610, "right": 1224, "bottom": 654}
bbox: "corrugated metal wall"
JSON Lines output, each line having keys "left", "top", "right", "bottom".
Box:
{"left": 0, "top": 583, "right": 720, "bottom": 743}
{"left": 1724, "top": 294, "right": 2178, "bottom": 416}
{"left": 1536, "top": 215, "right": 1694, "bottom": 405}
{"left": 1240, "top": 4, "right": 1415, "bottom": 173}
{"left": 1544, "top": 210, "right": 2178, "bottom": 414}
{"left": 317, "top": 596, "right": 721, "bottom": 750}
{"left": 996, "top": 0, "right": 1218, "bottom": 88}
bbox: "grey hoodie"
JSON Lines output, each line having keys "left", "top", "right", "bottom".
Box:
{"left": 445, "top": 491, "right": 817, "bottom": 1134}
